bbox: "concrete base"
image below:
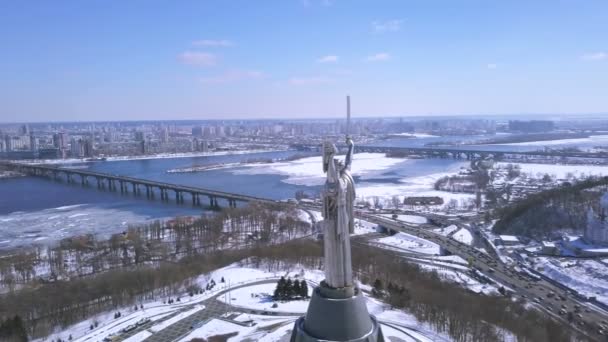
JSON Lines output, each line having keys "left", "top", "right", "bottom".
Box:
{"left": 290, "top": 284, "right": 384, "bottom": 342}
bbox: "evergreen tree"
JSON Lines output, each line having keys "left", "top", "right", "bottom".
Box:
{"left": 285, "top": 278, "right": 293, "bottom": 299}
{"left": 372, "top": 278, "right": 384, "bottom": 297}
{"left": 300, "top": 280, "right": 309, "bottom": 298}
{"left": 293, "top": 279, "right": 301, "bottom": 298}
{"left": 274, "top": 277, "right": 287, "bottom": 299}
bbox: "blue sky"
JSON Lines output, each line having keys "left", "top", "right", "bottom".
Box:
{"left": 0, "top": 0, "right": 606, "bottom": 122}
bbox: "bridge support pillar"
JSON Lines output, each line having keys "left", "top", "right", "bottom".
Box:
{"left": 146, "top": 186, "right": 151, "bottom": 198}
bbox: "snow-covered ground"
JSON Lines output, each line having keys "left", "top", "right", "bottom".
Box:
{"left": 381, "top": 214, "right": 428, "bottom": 225}
{"left": 42, "top": 260, "right": 459, "bottom": 342}
{"left": 433, "top": 224, "right": 459, "bottom": 236}
{"left": 234, "top": 153, "right": 405, "bottom": 187}
{"left": 218, "top": 282, "right": 312, "bottom": 313}
{"left": 452, "top": 228, "right": 473, "bottom": 245}
{"left": 373, "top": 232, "right": 440, "bottom": 255}
{"left": 532, "top": 257, "right": 608, "bottom": 305}
{"left": 234, "top": 153, "right": 473, "bottom": 205}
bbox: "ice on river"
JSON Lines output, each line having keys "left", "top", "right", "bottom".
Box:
{"left": 0, "top": 204, "right": 167, "bottom": 249}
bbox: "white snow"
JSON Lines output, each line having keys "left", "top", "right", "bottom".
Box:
{"left": 532, "top": 257, "right": 608, "bottom": 305}
{"left": 177, "top": 318, "right": 257, "bottom": 342}
{"left": 148, "top": 304, "right": 204, "bottom": 332}
{"left": 391, "top": 132, "right": 440, "bottom": 138}
{"left": 218, "top": 283, "right": 312, "bottom": 313}
{"left": 452, "top": 229, "right": 473, "bottom": 245}
{"left": 373, "top": 232, "right": 440, "bottom": 255}
{"left": 433, "top": 224, "right": 459, "bottom": 236}
{"left": 381, "top": 214, "right": 428, "bottom": 224}
{"left": 234, "top": 153, "right": 405, "bottom": 186}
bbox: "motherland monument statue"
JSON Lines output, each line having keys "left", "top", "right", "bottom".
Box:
{"left": 290, "top": 96, "right": 384, "bottom": 342}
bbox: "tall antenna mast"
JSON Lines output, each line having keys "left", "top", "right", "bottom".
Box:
{"left": 346, "top": 95, "right": 351, "bottom": 138}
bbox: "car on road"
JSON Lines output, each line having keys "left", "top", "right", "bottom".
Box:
{"left": 122, "top": 324, "right": 137, "bottom": 333}
{"left": 136, "top": 318, "right": 151, "bottom": 326}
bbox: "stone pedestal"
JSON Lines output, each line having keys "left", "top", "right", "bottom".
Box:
{"left": 290, "top": 283, "right": 384, "bottom": 342}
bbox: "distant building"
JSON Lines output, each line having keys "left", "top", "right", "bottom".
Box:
{"left": 160, "top": 127, "right": 169, "bottom": 143}
{"left": 498, "top": 235, "right": 520, "bottom": 246}
{"left": 29, "top": 133, "right": 38, "bottom": 151}
{"left": 508, "top": 120, "right": 554, "bottom": 133}
{"left": 192, "top": 126, "right": 204, "bottom": 137}
{"left": 83, "top": 138, "right": 94, "bottom": 157}
{"left": 134, "top": 131, "right": 145, "bottom": 142}
{"left": 540, "top": 241, "right": 558, "bottom": 255}
{"left": 19, "top": 124, "right": 29, "bottom": 135}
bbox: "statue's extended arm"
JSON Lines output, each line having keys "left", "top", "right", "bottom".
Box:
{"left": 343, "top": 137, "right": 354, "bottom": 172}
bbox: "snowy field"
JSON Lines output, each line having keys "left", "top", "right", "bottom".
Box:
{"left": 217, "top": 282, "right": 312, "bottom": 313}
{"left": 452, "top": 228, "right": 473, "bottom": 245}
{"left": 43, "top": 261, "right": 455, "bottom": 342}
{"left": 235, "top": 152, "right": 472, "bottom": 204}
{"left": 433, "top": 224, "right": 459, "bottom": 236}
{"left": 381, "top": 214, "right": 428, "bottom": 225}
{"left": 373, "top": 232, "right": 440, "bottom": 255}
{"left": 234, "top": 153, "right": 405, "bottom": 187}
{"left": 532, "top": 257, "right": 608, "bottom": 305}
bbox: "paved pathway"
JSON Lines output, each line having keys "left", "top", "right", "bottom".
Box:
{"left": 133, "top": 278, "right": 301, "bottom": 342}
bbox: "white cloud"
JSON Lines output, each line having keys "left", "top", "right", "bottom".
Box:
{"left": 366, "top": 53, "right": 391, "bottom": 62}
{"left": 372, "top": 19, "right": 403, "bottom": 33}
{"left": 581, "top": 52, "right": 607, "bottom": 61}
{"left": 192, "top": 39, "right": 233, "bottom": 47}
{"left": 317, "top": 55, "right": 339, "bottom": 63}
{"left": 289, "top": 76, "right": 333, "bottom": 85}
{"left": 487, "top": 63, "right": 498, "bottom": 69}
{"left": 178, "top": 51, "right": 217, "bottom": 66}
{"left": 199, "top": 70, "right": 264, "bottom": 84}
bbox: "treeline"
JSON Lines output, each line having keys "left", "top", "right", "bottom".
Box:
{"left": 0, "top": 316, "right": 27, "bottom": 342}
{"left": 0, "top": 248, "right": 253, "bottom": 338}
{"left": 434, "top": 169, "right": 490, "bottom": 194}
{"left": 245, "top": 239, "right": 584, "bottom": 342}
{"left": 0, "top": 202, "right": 310, "bottom": 291}
{"left": 493, "top": 176, "right": 608, "bottom": 238}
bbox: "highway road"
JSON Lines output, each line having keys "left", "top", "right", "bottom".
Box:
{"left": 359, "top": 213, "right": 608, "bottom": 341}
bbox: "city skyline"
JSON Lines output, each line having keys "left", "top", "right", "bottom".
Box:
{"left": 1, "top": 0, "right": 607, "bottom": 122}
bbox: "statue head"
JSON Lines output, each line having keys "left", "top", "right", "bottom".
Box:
{"left": 322, "top": 141, "right": 338, "bottom": 173}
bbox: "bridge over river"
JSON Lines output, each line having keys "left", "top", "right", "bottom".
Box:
{"left": 1, "top": 162, "right": 276, "bottom": 208}
{"left": 290, "top": 144, "right": 608, "bottom": 160}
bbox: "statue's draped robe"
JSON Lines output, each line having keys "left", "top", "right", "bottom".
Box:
{"left": 323, "top": 156, "right": 355, "bottom": 289}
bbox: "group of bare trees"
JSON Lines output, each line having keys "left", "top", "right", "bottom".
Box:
{"left": 245, "top": 239, "right": 582, "bottom": 342}
{"left": 0, "top": 202, "right": 310, "bottom": 292}
{"left": 493, "top": 176, "right": 608, "bottom": 238}
{"left": 0, "top": 202, "right": 311, "bottom": 339}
